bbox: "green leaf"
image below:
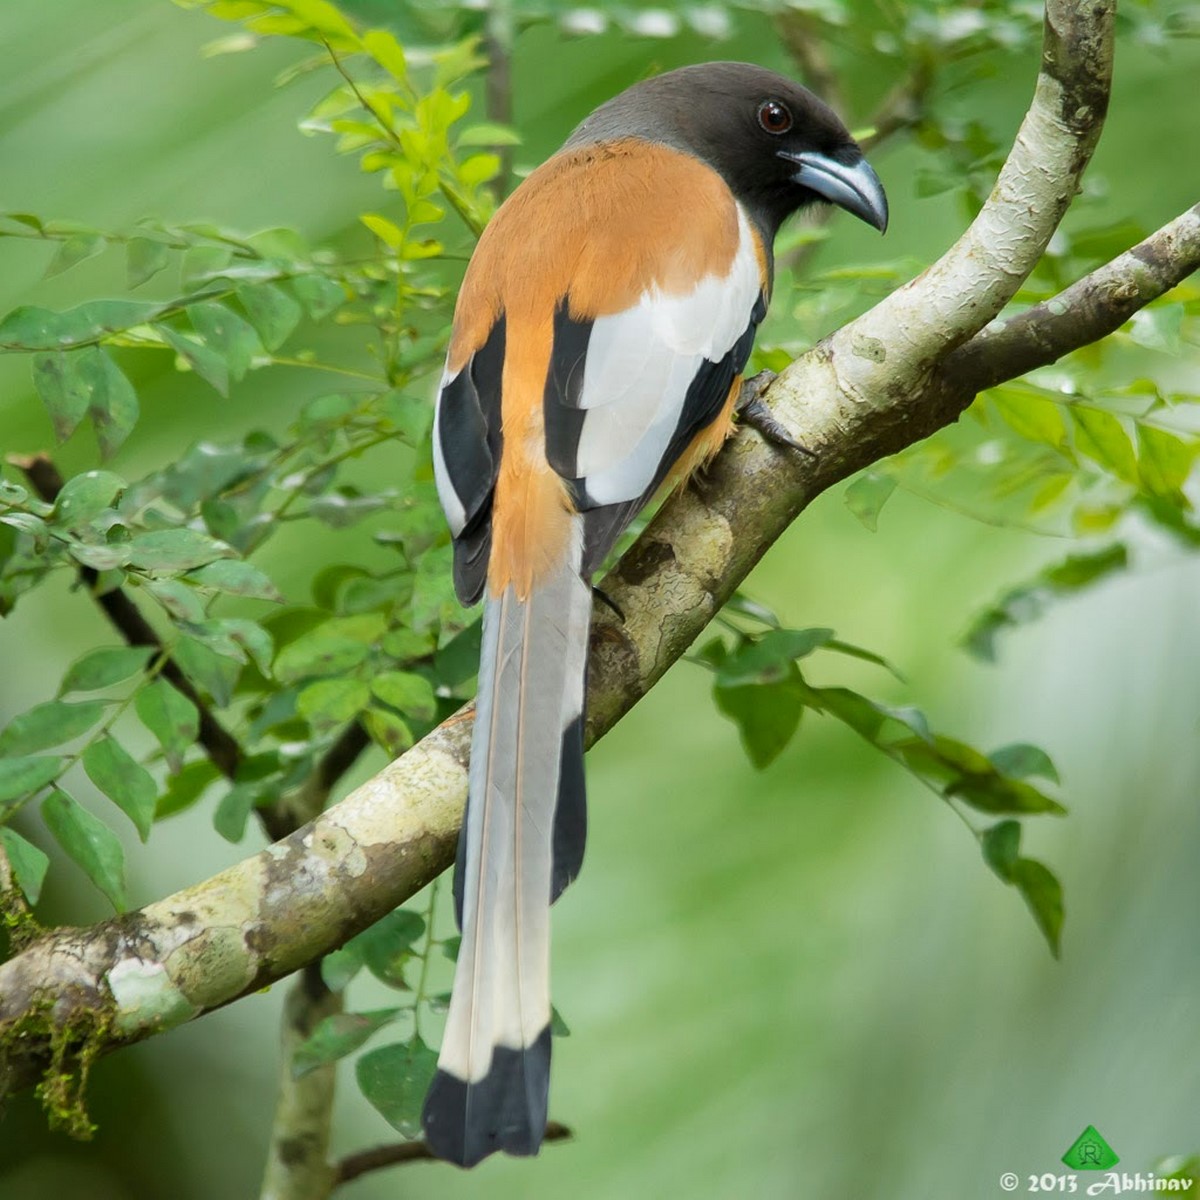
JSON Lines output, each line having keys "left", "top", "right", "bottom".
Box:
{"left": 126, "top": 237, "right": 171, "bottom": 288}
{"left": 0, "top": 700, "right": 105, "bottom": 756}
{"left": 45, "top": 233, "right": 106, "bottom": 278}
{"left": 807, "top": 685, "right": 900, "bottom": 743}
{"left": 351, "top": 907, "right": 427, "bottom": 987}
{"left": 237, "top": 282, "right": 302, "bottom": 351}
{"left": 981, "top": 819, "right": 1021, "bottom": 881}
{"left": 160, "top": 326, "right": 230, "bottom": 396}
{"left": 844, "top": 471, "right": 898, "bottom": 531}
{"left": 946, "top": 773, "right": 1065, "bottom": 817}
{"left": 309, "top": 490, "right": 391, "bottom": 527}
{"left": 1137, "top": 424, "right": 1195, "bottom": 496}
{"left": 381, "top": 628, "right": 433, "bottom": 662}
{"left": 322, "top": 941, "right": 366, "bottom": 991}
{"left": 458, "top": 153, "right": 500, "bottom": 187}
{"left": 716, "top": 629, "right": 834, "bottom": 687}
{"left": 456, "top": 122, "right": 521, "bottom": 147}
{"left": 823, "top": 639, "right": 905, "bottom": 681}
{"left": 1070, "top": 407, "right": 1137, "bottom": 483}
{"left": 363, "top": 707, "right": 413, "bottom": 756}
{"left": 991, "top": 384, "right": 1069, "bottom": 451}
{"left": 66, "top": 541, "right": 131, "bottom": 572}
{"left": 143, "top": 577, "right": 207, "bottom": 623}
{"left": 213, "top": 783, "right": 258, "bottom": 843}
{"left": 989, "top": 743, "right": 1060, "bottom": 784}
{"left": 187, "top": 558, "right": 282, "bottom": 602}
{"left": 362, "top": 28, "right": 407, "bottom": 80}
{"left": 369, "top": 671, "right": 436, "bottom": 721}
{"left": 379, "top": 390, "right": 433, "bottom": 447}
{"left": 157, "top": 324, "right": 226, "bottom": 393}
{"left": 714, "top": 672, "right": 804, "bottom": 769}
{"left": 127, "top": 528, "right": 234, "bottom": 571}
{"left": 551, "top": 1005, "right": 571, "bottom": 1037}
{"left": 32, "top": 347, "right": 140, "bottom": 455}
{"left": 297, "top": 678, "right": 371, "bottom": 730}
{"left": 356, "top": 1036, "right": 438, "bottom": 1138}
{"left": 290, "top": 274, "right": 345, "bottom": 320}
{"left": 52, "top": 469, "right": 125, "bottom": 528}
{"left": 1010, "top": 857, "right": 1064, "bottom": 957}
{"left": 274, "top": 619, "right": 382, "bottom": 682}
{"left": 83, "top": 736, "right": 158, "bottom": 841}
{"left": 60, "top": 646, "right": 154, "bottom": 693}
{"left": 41, "top": 788, "right": 127, "bottom": 911}
{"left": 157, "top": 759, "right": 219, "bottom": 820}
{"left": 135, "top": 680, "right": 200, "bottom": 773}
{"left": 187, "top": 301, "right": 263, "bottom": 383}
{"left": 1, "top": 299, "right": 165, "bottom": 350}
{"left": 362, "top": 212, "right": 404, "bottom": 249}
{"left": 433, "top": 620, "right": 482, "bottom": 690}
{"left": 180, "top": 243, "right": 232, "bottom": 287}
{"left": 0, "top": 755, "right": 63, "bottom": 805}
{"left": 722, "top": 593, "right": 781, "bottom": 629}
{"left": 1128, "top": 303, "right": 1184, "bottom": 354}
{"left": 32, "top": 351, "right": 92, "bottom": 442}
{"left": 0, "top": 827, "right": 50, "bottom": 905}
{"left": 175, "top": 635, "right": 240, "bottom": 707}
{"left": 293, "top": 1008, "right": 403, "bottom": 1078}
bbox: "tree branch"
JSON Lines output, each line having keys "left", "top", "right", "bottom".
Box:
{"left": 947, "top": 203, "right": 1200, "bottom": 392}
{"left": 4, "top": 0, "right": 1187, "bottom": 1109}
{"left": 259, "top": 965, "right": 341, "bottom": 1200}
{"left": 331, "top": 1122, "right": 571, "bottom": 1184}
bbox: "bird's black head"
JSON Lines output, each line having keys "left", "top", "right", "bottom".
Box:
{"left": 567, "top": 61, "right": 888, "bottom": 239}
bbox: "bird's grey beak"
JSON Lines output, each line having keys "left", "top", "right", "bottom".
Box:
{"left": 782, "top": 150, "right": 889, "bottom": 233}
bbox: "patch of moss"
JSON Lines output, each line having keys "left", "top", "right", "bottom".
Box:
{"left": 0, "top": 996, "right": 115, "bottom": 1141}
{"left": 2, "top": 887, "right": 45, "bottom": 952}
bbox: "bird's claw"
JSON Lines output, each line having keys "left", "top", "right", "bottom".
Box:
{"left": 736, "top": 371, "right": 817, "bottom": 459}
{"left": 592, "top": 585, "right": 625, "bottom": 623}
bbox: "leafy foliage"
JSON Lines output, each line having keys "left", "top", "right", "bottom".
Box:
{"left": 695, "top": 595, "right": 1067, "bottom": 956}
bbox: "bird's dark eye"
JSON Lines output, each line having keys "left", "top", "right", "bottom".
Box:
{"left": 757, "top": 100, "right": 793, "bottom": 135}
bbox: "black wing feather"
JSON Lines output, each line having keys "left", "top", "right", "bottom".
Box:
{"left": 437, "top": 317, "right": 506, "bottom": 605}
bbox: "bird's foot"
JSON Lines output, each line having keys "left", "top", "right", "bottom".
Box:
{"left": 736, "top": 371, "right": 817, "bottom": 459}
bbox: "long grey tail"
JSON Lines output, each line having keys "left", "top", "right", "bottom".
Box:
{"left": 421, "top": 522, "right": 590, "bottom": 1168}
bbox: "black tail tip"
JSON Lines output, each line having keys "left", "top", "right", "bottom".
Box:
{"left": 421, "top": 1031, "right": 552, "bottom": 1168}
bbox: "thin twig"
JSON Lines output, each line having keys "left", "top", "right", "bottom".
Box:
{"left": 333, "top": 1122, "right": 572, "bottom": 1183}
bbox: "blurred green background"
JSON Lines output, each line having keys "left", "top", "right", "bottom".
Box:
{"left": 1, "top": 1, "right": 1197, "bottom": 1197}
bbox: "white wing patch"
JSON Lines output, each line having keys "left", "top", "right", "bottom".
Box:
{"left": 573, "top": 206, "right": 763, "bottom": 506}
{"left": 432, "top": 362, "right": 468, "bottom": 536}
